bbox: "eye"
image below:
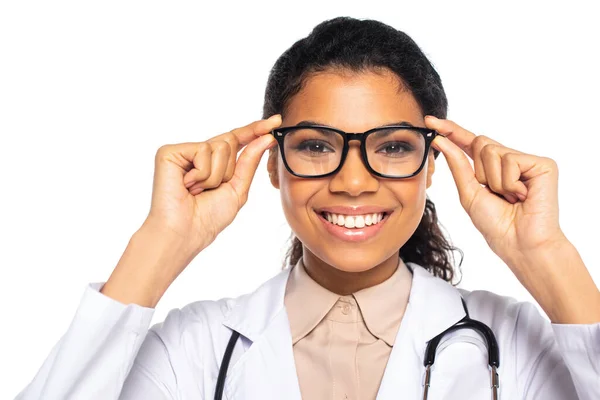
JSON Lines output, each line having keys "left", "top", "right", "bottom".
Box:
{"left": 295, "top": 140, "right": 335, "bottom": 154}
{"left": 376, "top": 141, "right": 414, "bottom": 156}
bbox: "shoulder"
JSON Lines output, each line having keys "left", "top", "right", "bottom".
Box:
{"left": 458, "top": 287, "right": 544, "bottom": 324}
{"left": 149, "top": 293, "right": 247, "bottom": 352}
{"left": 457, "top": 287, "right": 555, "bottom": 350}
{"left": 147, "top": 267, "right": 290, "bottom": 355}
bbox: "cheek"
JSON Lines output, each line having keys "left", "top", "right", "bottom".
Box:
{"left": 387, "top": 174, "right": 429, "bottom": 221}
{"left": 278, "top": 159, "right": 320, "bottom": 230}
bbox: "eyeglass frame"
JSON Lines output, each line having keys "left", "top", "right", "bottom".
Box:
{"left": 270, "top": 124, "right": 441, "bottom": 179}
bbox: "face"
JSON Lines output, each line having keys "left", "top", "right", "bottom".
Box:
{"left": 267, "top": 68, "right": 435, "bottom": 273}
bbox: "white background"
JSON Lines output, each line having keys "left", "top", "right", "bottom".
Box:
{"left": 1, "top": 1, "right": 598, "bottom": 398}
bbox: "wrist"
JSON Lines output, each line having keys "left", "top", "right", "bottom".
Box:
{"left": 102, "top": 224, "right": 197, "bottom": 308}
{"left": 509, "top": 236, "right": 600, "bottom": 324}
{"left": 505, "top": 232, "right": 570, "bottom": 282}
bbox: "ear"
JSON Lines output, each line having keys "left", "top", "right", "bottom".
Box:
{"left": 267, "top": 147, "right": 280, "bottom": 189}
{"left": 426, "top": 150, "right": 435, "bottom": 189}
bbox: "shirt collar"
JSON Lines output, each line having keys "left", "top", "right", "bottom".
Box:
{"left": 284, "top": 257, "right": 412, "bottom": 346}
{"left": 284, "top": 258, "right": 340, "bottom": 345}
{"left": 353, "top": 258, "right": 412, "bottom": 345}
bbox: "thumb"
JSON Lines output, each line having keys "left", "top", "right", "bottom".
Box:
{"left": 228, "top": 133, "right": 277, "bottom": 204}
{"left": 432, "top": 134, "right": 481, "bottom": 210}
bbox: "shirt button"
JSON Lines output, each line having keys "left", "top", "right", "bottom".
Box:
{"left": 341, "top": 304, "right": 351, "bottom": 315}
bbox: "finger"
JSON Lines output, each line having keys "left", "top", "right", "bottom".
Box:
{"left": 425, "top": 116, "right": 478, "bottom": 158}
{"left": 166, "top": 115, "right": 281, "bottom": 185}
{"left": 471, "top": 136, "right": 503, "bottom": 185}
{"left": 219, "top": 116, "right": 280, "bottom": 181}
{"left": 199, "top": 141, "right": 231, "bottom": 190}
{"left": 480, "top": 143, "right": 516, "bottom": 202}
{"left": 182, "top": 143, "right": 212, "bottom": 188}
{"left": 210, "top": 114, "right": 282, "bottom": 152}
{"left": 431, "top": 134, "right": 481, "bottom": 210}
{"left": 501, "top": 153, "right": 533, "bottom": 200}
{"left": 223, "top": 139, "right": 237, "bottom": 182}
{"left": 425, "top": 117, "right": 524, "bottom": 183}
{"left": 471, "top": 135, "right": 526, "bottom": 188}
{"left": 228, "top": 133, "right": 277, "bottom": 205}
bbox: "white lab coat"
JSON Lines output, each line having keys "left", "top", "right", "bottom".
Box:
{"left": 16, "top": 263, "right": 600, "bottom": 399}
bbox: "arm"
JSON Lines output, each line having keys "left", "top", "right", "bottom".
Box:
{"left": 510, "top": 238, "right": 600, "bottom": 400}
{"left": 506, "top": 237, "right": 600, "bottom": 325}
{"left": 16, "top": 227, "right": 186, "bottom": 400}
{"left": 16, "top": 116, "right": 281, "bottom": 399}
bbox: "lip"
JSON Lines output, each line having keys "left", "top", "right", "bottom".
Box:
{"left": 316, "top": 209, "right": 391, "bottom": 243}
{"left": 315, "top": 205, "right": 393, "bottom": 215}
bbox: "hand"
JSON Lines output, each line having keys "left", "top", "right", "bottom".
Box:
{"left": 143, "top": 114, "right": 282, "bottom": 258}
{"left": 424, "top": 116, "right": 566, "bottom": 269}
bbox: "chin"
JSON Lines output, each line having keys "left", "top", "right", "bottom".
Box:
{"left": 309, "top": 247, "right": 394, "bottom": 273}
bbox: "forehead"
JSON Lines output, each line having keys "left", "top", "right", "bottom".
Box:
{"left": 284, "top": 68, "right": 424, "bottom": 131}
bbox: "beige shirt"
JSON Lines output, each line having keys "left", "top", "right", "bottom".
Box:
{"left": 284, "top": 258, "right": 413, "bottom": 400}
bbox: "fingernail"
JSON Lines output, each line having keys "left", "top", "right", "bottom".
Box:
{"left": 516, "top": 192, "right": 526, "bottom": 202}
{"left": 268, "top": 114, "right": 282, "bottom": 122}
{"left": 425, "top": 115, "right": 438, "bottom": 122}
{"left": 505, "top": 193, "right": 517, "bottom": 203}
{"left": 263, "top": 133, "right": 276, "bottom": 145}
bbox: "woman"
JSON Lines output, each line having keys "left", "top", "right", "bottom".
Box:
{"left": 17, "top": 17, "right": 599, "bottom": 400}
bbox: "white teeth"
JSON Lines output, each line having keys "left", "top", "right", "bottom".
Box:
{"left": 355, "top": 215, "right": 365, "bottom": 228}
{"left": 344, "top": 216, "right": 355, "bottom": 228}
{"left": 323, "top": 212, "right": 385, "bottom": 228}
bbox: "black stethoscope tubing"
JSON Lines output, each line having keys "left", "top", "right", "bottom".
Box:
{"left": 421, "top": 297, "right": 500, "bottom": 399}
{"left": 214, "top": 266, "right": 501, "bottom": 400}
{"left": 214, "top": 330, "right": 240, "bottom": 400}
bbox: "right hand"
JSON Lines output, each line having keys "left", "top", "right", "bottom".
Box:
{"left": 142, "top": 114, "right": 282, "bottom": 259}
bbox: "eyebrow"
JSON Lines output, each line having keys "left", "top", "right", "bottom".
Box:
{"left": 296, "top": 120, "right": 416, "bottom": 129}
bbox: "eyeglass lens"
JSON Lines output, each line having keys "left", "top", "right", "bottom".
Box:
{"left": 282, "top": 127, "right": 426, "bottom": 177}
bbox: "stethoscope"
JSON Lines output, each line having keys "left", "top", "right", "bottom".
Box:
{"left": 213, "top": 265, "right": 501, "bottom": 400}
{"left": 423, "top": 297, "right": 500, "bottom": 399}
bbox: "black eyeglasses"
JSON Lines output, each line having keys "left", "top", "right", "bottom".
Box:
{"left": 271, "top": 124, "right": 440, "bottom": 179}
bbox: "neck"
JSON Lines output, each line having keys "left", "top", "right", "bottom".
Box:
{"left": 301, "top": 249, "right": 400, "bottom": 295}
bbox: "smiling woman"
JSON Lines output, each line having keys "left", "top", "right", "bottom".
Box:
{"left": 16, "top": 16, "right": 600, "bottom": 400}
{"left": 266, "top": 69, "right": 447, "bottom": 293}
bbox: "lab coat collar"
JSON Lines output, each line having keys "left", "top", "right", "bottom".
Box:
{"left": 222, "top": 262, "right": 466, "bottom": 344}
{"left": 222, "top": 267, "right": 292, "bottom": 342}
{"left": 406, "top": 262, "right": 467, "bottom": 342}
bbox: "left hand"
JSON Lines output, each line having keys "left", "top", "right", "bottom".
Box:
{"left": 424, "top": 116, "right": 566, "bottom": 268}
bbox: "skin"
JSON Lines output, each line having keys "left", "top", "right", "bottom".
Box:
{"left": 267, "top": 68, "right": 435, "bottom": 295}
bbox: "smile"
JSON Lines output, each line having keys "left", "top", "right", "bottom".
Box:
{"left": 321, "top": 212, "right": 385, "bottom": 229}
{"left": 315, "top": 207, "right": 391, "bottom": 242}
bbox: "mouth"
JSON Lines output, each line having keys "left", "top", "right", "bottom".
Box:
{"left": 314, "top": 207, "right": 393, "bottom": 242}
{"left": 319, "top": 211, "right": 389, "bottom": 229}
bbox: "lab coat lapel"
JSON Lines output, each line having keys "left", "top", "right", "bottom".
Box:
{"left": 221, "top": 268, "right": 302, "bottom": 400}
{"left": 376, "top": 263, "right": 467, "bottom": 399}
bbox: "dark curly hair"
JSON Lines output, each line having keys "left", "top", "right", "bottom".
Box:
{"left": 262, "top": 17, "right": 463, "bottom": 283}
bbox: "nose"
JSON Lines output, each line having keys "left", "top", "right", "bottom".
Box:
{"left": 329, "top": 142, "right": 379, "bottom": 196}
